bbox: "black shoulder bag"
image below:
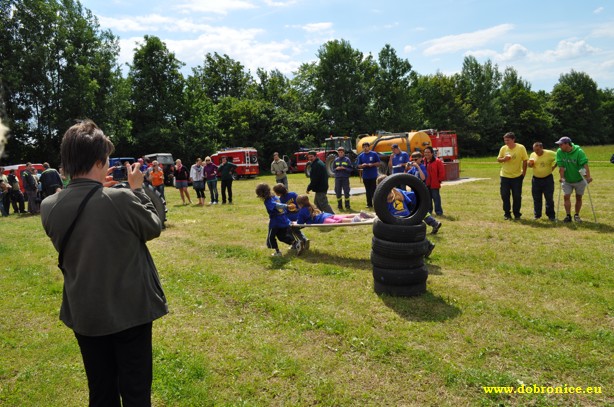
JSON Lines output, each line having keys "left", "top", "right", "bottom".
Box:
{"left": 58, "top": 185, "right": 102, "bottom": 273}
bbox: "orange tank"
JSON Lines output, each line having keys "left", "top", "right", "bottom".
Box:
{"left": 356, "top": 131, "right": 432, "bottom": 155}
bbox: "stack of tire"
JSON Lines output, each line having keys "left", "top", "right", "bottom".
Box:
{"left": 371, "top": 173, "right": 432, "bottom": 296}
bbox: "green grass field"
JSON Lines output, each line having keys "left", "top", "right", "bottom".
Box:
{"left": 1, "top": 145, "right": 613, "bottom": 406}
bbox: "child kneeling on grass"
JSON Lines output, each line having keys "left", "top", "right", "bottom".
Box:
{"left": 256, "top": 183, "right": 302, "bottom": 256}
{"left": 376, "top": 175, "right": 436, "bottom": 258}
{"left": 295, "top": 194, "right": 374, "bottom": 225}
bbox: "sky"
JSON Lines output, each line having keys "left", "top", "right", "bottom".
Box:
{"left": 79, "top": 0, "right": 614, "bottom": 92}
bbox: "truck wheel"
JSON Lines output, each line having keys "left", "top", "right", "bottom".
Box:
{"left": 373, "top": 173, "right": 430, "bottom": 226}
{"left": 372, "top": 219, "right": 426, "bottom": 242}
{"left": 325, "top": 154, "right": 339, "bottom": 177}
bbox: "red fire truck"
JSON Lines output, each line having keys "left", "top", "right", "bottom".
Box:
{"left": 210, "top": 147, "right": 259, "bottom": 179}
{"left": 421, "top": 129, "right": 460, "bottom": 180}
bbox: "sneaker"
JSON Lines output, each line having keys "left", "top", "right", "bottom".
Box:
{"left": 272, "top": 251, "right": 282, "bottom": 257}
{"left": 425, "top": 242, "right": 435, "bottom": 258}
{"left": 504, "top": 214, "right": 512, "bottom": 220}
{"left": 548, "top": 217, "right": 556, "bottom": 222}
{"left": 360, "top": 210, "right": 375, "bottom": 219}
{"left": 295, "top": 240, "right": 304, "bottom": 255}
{"left": 302, "top": 239, "right": 310, "bottom": 251}
{"left": 213, "top": 202, "right": 218, "bottom": 205}
{"left": 352, "top": 215, "right": 362, "bottom": 223}
{"left": 574, "top": 214, "right": 582, "bottom": 223}
{"left": 533, "top": 216, "right": 541, "bottom": 220}
{"left": 431, "top": 221, "right": 442, "bottom": 235}
{"left": 563, "top": 214, "right": 572, "bottom": 223}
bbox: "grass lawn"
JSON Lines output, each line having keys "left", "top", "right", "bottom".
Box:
{"left": 1, "top": 145, "right": 613, "bottom": 406}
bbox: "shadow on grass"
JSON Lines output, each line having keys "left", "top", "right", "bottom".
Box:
{"left": 517, "top": 218, "right": 614, "bottom": 233}
{"left": 378, "top": 289, "right": 461, "bottom": 322}
{"left": 297, "top": 249, "right": 371, "bottom": 271}
{"left": 426, "top": 263, "right": 442, "bottom": 275}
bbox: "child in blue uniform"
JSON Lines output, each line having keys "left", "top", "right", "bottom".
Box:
{"left": 376, "top": 175, "right": 436, "bottom": 257}
{"left": 406, "top": 152, "right": 442, "bottom": 234}
{"left": 295, "top": 195, "right": 373, "bottom": 225}
{"left": 273, "top": 183, "right": 310, "bottom": 250}
{"left": 256, "top": 183, "right": 302, "bottom": 256}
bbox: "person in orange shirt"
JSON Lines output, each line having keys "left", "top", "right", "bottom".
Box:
{"left": 146, "top": 161, "right": 165, "bottom": 199}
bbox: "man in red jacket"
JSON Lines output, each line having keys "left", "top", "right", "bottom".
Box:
{"left": 423, "top": 146, "right": 446, "bottom": 216}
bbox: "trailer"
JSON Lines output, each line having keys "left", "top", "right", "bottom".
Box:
{"left": 210, "top": 147, "right": 259, "bottom": 179}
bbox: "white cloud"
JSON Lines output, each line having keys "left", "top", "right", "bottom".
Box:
{"left": 422, "top": 24, "right": 515, "bottom": 56}
{"left": 541, "top": 40, "right": 599, "bottom": 61}
{"left": 403, "top": 45, "right": 416, "bottom": 53}
{"left": 99, "top": 14, "right": 216, "bottom": 33}
{"left": 263, "top": 0, "right": 297, "bottom": 6}
{"left": 466, "top": 43, "right": 529, "bottom": 62}
{"left": 298, "top": 22, "right": 333, "bottom": 33}
{"left": 593, "top": 6, "right": 604, "bottom": 14}
{"left": 174, "top": 0, "right": 257, "bottom": 14}
{"left": 591, "top": 23, "right": 614, "bottom": 38}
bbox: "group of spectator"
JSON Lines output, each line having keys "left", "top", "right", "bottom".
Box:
{"left": 0, "top": 162, "right": 65, "bottom": 216}
{"left": 497, "top": 132, "right": 592, "bottom": 222}
{"left": 169, "top": 156, "right": 238, "bottom": 206}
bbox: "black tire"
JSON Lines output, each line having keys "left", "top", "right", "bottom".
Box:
{"left": 372, "top": 218, "right": 426, "bottom": 242}
{"left": 325, "top": 153, "right": 338, "bottom": 177}
{"left": 374, "top": 280, "right": 427, "bottom": 297}
{"left": 373, "top": 173, "right": 430, "bottom": 226}
{"left": 372, "top": 265, "right": 428, "bottom": 286}
{"left": 304, "top": 162, "right": 311, "bottom": 177}
{"left": 372, "top": 236, "right": 430, "bottom": 258}
{"left": 370, "top": 250, "right": 424, "bottom": 269}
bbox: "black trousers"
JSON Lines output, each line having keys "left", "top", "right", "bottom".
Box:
{"left": 363, "top": 178, "right": 377, "bottom": 207}
{"left": 221, "top": 179, "right": 233, "bottom": 203}
{"left": 267, "top": 227, "right": 295, "bottom": 250}
{"left": 74, "top": 322, "right": 153, "bottom": 407}
{"left": 500, "top": 175, "right": 524, "bottom": 218}
{"left": 532, "top": 175, "right": 555, "bottom": 219}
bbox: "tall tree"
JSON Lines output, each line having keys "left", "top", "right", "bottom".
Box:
{"left": 128, "top": 35, "right": 185, "bottom": 157}
{"left": 548, "top": 70, "right": 604, "bottom": 145}
{"left": 192, "top": 52, "right": 251, "bottom": 104}
{"left": 315, "top": 39, "right": 377, "bottom": 136}
{"left": 0, "top": 0, "right": 125, "bottom": 164}
{"left": 370, "top": 44, "right": 415, "bottom": 131}
{"left": 458, "top": 56, "right": 503, "bottom": 153}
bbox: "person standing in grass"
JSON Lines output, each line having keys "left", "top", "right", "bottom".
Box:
{"left": 189, "top": 157, "right": 206, "bottom": 206}
{"left": 406, "top": 152, "right": 442, "bottom": 234}
{"left": 218, "top": 156, "right": 237, "bottom": 204}
{"left": 332, "top": 146, "right": 353, "bottom": 211}
{"left": 528, "top": 142, "right": 557, "bottom": 221}
{"left": 496, "top": 132, "right": 528, "bottom": 220}
{"left": 356, "top": 142, "right": 380, "bottom": 208}
{"left": 256, "top": 183, "right": 301, "bottom": 256}
{"left": 173, "top": 159, "right": 192, "bottom": 205}
{"left": 423, "top": 146, "right": 446, "bottom": 216}
{"left": 555, "top": 136, "right": 592, "bottom": 223}
{"left": 203, "top": 156, "right": 219, "bottom": 205}
{"left": 271, "top": 152, "right": 289, "bottom": 189}
{"left": 306, "top": 151, "right": 335, "bottom": 214}
{"left": 40, "top": 120, "right": 168, "bottom": 406}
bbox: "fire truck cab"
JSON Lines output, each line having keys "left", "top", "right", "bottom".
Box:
{"left": 211, "top": 147, "right": 259, "bottom": 179}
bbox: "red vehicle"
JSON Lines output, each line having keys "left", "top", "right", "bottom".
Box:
{"left": 286, "top": 148, "right": 323, "bottom": 174}
{"left": 289, "top": 136, "right": 358, "bottom": 177}
{"left": 421, "top": 129, "right": 460, "bottom": 180}
{"left": 2, "top": 163, "right": 45, "bottom": 193}
{"left": 210, "top": 147, "right": 259, "bottom": 179}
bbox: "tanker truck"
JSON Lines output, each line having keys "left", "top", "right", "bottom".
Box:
{"left": 356, "top": 130, "right": 433, "bottom": 175}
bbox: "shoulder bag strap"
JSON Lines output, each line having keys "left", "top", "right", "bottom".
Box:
{"left": 58, "top": 185, "right": 102, "bottom": 271}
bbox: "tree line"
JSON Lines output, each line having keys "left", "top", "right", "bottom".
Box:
{"left": 1, "top": 0, "right": 613, "bottom": 167}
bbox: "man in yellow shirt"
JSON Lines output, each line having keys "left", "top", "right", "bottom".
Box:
{"left": 496, "top": 132, "right": 528, "bottom": 220}
{"left": 528, "top": 142, "right": 557, "bottom": 221}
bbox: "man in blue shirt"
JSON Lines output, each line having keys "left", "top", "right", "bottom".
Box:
{"left": 332, "top": 146, "right": 353, "bottom": 210}
{"left": 357, "top": 142, "right": 380, "bottom": 208}
{"left": 389, "top": 144, "right": 410, "bottom": 174}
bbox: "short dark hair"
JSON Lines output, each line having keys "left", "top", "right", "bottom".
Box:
{"left": 61, "top": 120, "right": 114, "bottom": 178}
{"left": 504, "top": 132, "right": 515, "bottom": 140}
{"left": 273, "top": 183, "right": 288, "bottom": 195}
{"left": 533, "top": 141, "right": 543, "bottom": 147}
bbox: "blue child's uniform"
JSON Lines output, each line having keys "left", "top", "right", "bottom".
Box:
{"left": 296, "top": 206, "right": 333, "bottom": 225}
{"left": 264, "top": 196, "right": 295, "bottom": 251}
{"left": 388, "top": 188, "right": 417, "bottom": 217}
{"left": 278, "top": 192, "right": 300, "bottom": 222}
{"left": 407, "top": 163, "right": 427, "bottom": 179}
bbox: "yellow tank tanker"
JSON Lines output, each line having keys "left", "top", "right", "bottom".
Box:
{"left": 356, "top": 131, "right": 432, "bottom": 155}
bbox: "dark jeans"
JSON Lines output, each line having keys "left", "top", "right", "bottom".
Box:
{"left": 74, "top": 322, "right": 153, "bottom": 407}
{"left": 532, "top": 175, "right": 555, "bottom": 219}
{"left": 428, "top": 188, "right": 443, "bottom": 215}
{"left": 10, "top": 190, "right": 25, "bottom": 213}
{"left": 152, "top": 184, "right": 165, "bottom": 200}
{"left": 207, "top": 180, "right": 218, "bottom": 203}
{"left": 221, "top": 179, "right": 233, "bottom": 203}
{"left": 363, "top": 178, "right": 377, "bottom": 207}
{"left": 500, "top": 175, "right": 524, "bottom": 218}
{"left": 315, "top": 191, "right": 334, "bottom": 214}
